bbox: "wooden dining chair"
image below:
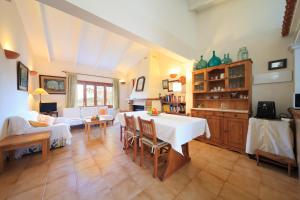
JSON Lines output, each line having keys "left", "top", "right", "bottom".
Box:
{"left": 124, "top": 114, "right": 139, "bottom": 162}
{"left": 138, "top": 117, "right": 170, "bottom": 178}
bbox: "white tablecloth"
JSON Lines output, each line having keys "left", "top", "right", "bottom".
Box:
{"left": 115, "top": 111, "right": 211, "bottom": 154}
{"left": 246, "top": 118, "right": 295, "bottom": 159}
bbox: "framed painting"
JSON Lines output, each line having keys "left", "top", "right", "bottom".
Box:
{"left": 268, "top": 59, "right": 287, "bottom": 70}
{"left": 17, "top": 61, "right": 29, "bottom": 92}
{"left": 39, "top": 75, "right": 66, "bottom": 94}
{"left": 162, "top": 79, "right": 169, "bottom": 89}
{"left": 135, "top": 76, "right": 145, "bottom": 92}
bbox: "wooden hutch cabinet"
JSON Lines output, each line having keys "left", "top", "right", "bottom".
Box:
{"left": 191, "top": 59, "right": 252, "bottom": 153}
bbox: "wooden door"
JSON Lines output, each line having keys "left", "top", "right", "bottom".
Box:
{"left": 192, "top": 70, "right": 207, "bottom": 93}
{"left": 225, "top": 61, "right": 249, "bottom": 91}
{"left": 223, "top": 118, "right": 247, "bottom": 152}
{"left": 207, "top": 116, "right": 223, "bottom": 145}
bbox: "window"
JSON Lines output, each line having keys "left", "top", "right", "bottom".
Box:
{"left": 77, "top": 81, "right": 113, "bottom": 107}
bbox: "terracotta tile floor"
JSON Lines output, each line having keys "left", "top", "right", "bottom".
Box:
{"left": 0, "top": 125, "right": 299, "bottom": 200}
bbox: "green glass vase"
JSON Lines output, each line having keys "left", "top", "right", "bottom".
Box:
{"left": 226, "top": 53, "right": 232, "bottom": 63}
{"left": 222, "top": 54, "right": 226, "bottom": 64}
{"left": 208, "top": 51, "right": 222, "bottom": 67}
{"left": 198, "top": 55, "right": 207, "bottom": 69}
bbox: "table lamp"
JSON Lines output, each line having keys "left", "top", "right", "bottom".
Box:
{"left": 33, "top": 88, "right": 48, "bottom": 103}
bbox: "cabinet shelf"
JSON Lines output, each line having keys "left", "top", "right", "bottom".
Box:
{"left": 162, "top": 101, "right": 186, "bottom": 105}
{"left": 228, "top": 76, "right": 245, "bottom": 79}
{"left": 207, "top": 78, "right": 225, "bottom": 82}
{"left": 194, "top": 98, "right": 248, "bottom": 101}
{"left": 194, "top": 81, "right": 205, "bottom": 85}
{"left": 201, "top": 88, "right": 248, "bottom": 94}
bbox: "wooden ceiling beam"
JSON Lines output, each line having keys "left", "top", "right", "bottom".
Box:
{"left": 282, "top": 0, "right": 298, "bottom": 37}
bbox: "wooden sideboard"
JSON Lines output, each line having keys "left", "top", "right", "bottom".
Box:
{"left": 191, "top": 59, "right": 252, "bottom": 153}
{"left": 191, "top": 109, "right": 249, "bottom": 153}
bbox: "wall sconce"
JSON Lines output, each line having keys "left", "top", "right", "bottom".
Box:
{"left": 30, "top": 70, "right": 38, "bottom": 76}
{"left": 4, "top": 49, "right": 20, "bottom": 59}
{"left": 119, "top": 79, "right": 126, "bottom": 84}
{"left": 169, "top": 73, "right": 177, "bottom": 79}
{"left": 179, "top": 76, "right": 186, "bottom": 85}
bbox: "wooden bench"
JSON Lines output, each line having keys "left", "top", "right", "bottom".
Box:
{"left": 0, "top": 131, "right": 50, "bottom": 172}
{"left": 256, "top": 149, "right": 297, "bottom": 176}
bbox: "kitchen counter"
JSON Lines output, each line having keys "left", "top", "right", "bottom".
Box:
{"left": 192, "top": 107, "right": 249, "bottom": 114}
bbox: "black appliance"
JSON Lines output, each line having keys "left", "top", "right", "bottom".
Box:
{"left": 40, "top": 102, "right": 57, "bottom": 113}
{"left": 294, "top": 93, "right": 300, "bottom": 109}
{"left": 256, "top": 101, "right": 276, "bottom": 119}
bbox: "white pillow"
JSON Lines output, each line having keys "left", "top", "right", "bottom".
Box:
{"left": 38, "top": 114, "right": 56, "bottom": 126}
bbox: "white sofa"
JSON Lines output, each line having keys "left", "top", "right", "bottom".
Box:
{"left": 62, "top": 106, "right": 118, "bottom": 127}
{"left": 7, "top": 111, "right": 72, "bottom": 158}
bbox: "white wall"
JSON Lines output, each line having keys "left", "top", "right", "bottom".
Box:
{"left": 0, "top": 1, "right": 34, "bottom": 139}
{"left": 294, "top": 45, "right": 300, "bottom": 93}
{"left": 195, "top": 0, "right": 294, "bottom": 114}
{"left": 127, "top": 51, "right": 194, "bottom": 112}
{"left": 33, "top": 57, "right": 128, "bottom": 115}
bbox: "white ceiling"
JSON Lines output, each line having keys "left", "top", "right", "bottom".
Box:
{"left": 15, "top": 0, "right": 149, "bottom": 74}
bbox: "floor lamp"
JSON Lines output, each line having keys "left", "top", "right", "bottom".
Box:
{"left": 33, "top": 88, "right": 49, "bottom": 111}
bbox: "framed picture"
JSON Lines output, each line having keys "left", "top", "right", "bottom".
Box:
{"left": 17, "top": 61, "right": 29, "bottom": 92}
{"left": 39, "top": 75, "right": 66, "bottom": 94}
{"left": 268, "top": 59, "right": 287, "bottom": 70}
{"left": 131, "top": 78, "right": 136, "bottom": 90}
{"left": 162, "top": 79, "right": 169, "bottom": 89}
{"left": 168, "top": 80, "right": 181, "bottom": 92}
{"left": 135, "top": 76, "right": 145, "bottom": 92}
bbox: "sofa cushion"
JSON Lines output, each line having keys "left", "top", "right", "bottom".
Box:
{"left": 68, "top": 118, "right": 84, "bottom": 126}
{"left": 29, "top": 120, "right": 49, "bottom": 127}
{"left": 23, "top": 111, "right": 39, "bottom": 121}
{"left": 38, "top": 114, "right": 56, "bottom": 126}
{"left": 63, "top": 107, "right": 81, "bottom": 118}
{"left": 99, "top": 108, "right": 108, "bottom": 115}
{"left": 81, "top": 107, "right": 98, "bottom": 118}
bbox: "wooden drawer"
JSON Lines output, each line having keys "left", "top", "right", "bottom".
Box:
{"left": 198, "top": 111, "right": 217, "bottom": 116}
{"left": 223, "top": 112, "right": 248, "bottom": 119}
{"left": 191, "top": 110, "right": 199, "bottom": 117}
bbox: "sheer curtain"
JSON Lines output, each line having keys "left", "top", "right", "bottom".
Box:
{"left": 112, "top": 78, "right": 120, "bottom": 109}
{"left": 66, "top": 73, "right": 77, "bottom": 108}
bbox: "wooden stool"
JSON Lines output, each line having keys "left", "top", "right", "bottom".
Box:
{"left": 0, "top": 131, "right": 50, "bottom": 172}
{"left": 256, "top": 149, "right": 297, "bottom": 176}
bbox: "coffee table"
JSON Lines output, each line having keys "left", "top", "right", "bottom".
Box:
{"left": 84, "top": 119, "right": 107, "bottom": 139}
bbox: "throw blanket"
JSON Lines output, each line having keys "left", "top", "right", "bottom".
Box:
{"left": 246, "top": 118, "right": 295, "bottom": 159}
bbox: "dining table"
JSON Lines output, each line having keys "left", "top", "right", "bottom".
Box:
{"left": 115, "top": 111, "right": 211, "bottom": 180}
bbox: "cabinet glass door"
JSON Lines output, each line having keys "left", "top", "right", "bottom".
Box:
{"left": 193, "top": 72, "right": 206, "bottom": 92}
{"left": 227, "top": 64, "right": 245, "bottom": 89}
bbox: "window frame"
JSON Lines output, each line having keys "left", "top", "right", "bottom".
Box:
{"left": 77, "top": 80, "right": 113, "bottom": 107}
